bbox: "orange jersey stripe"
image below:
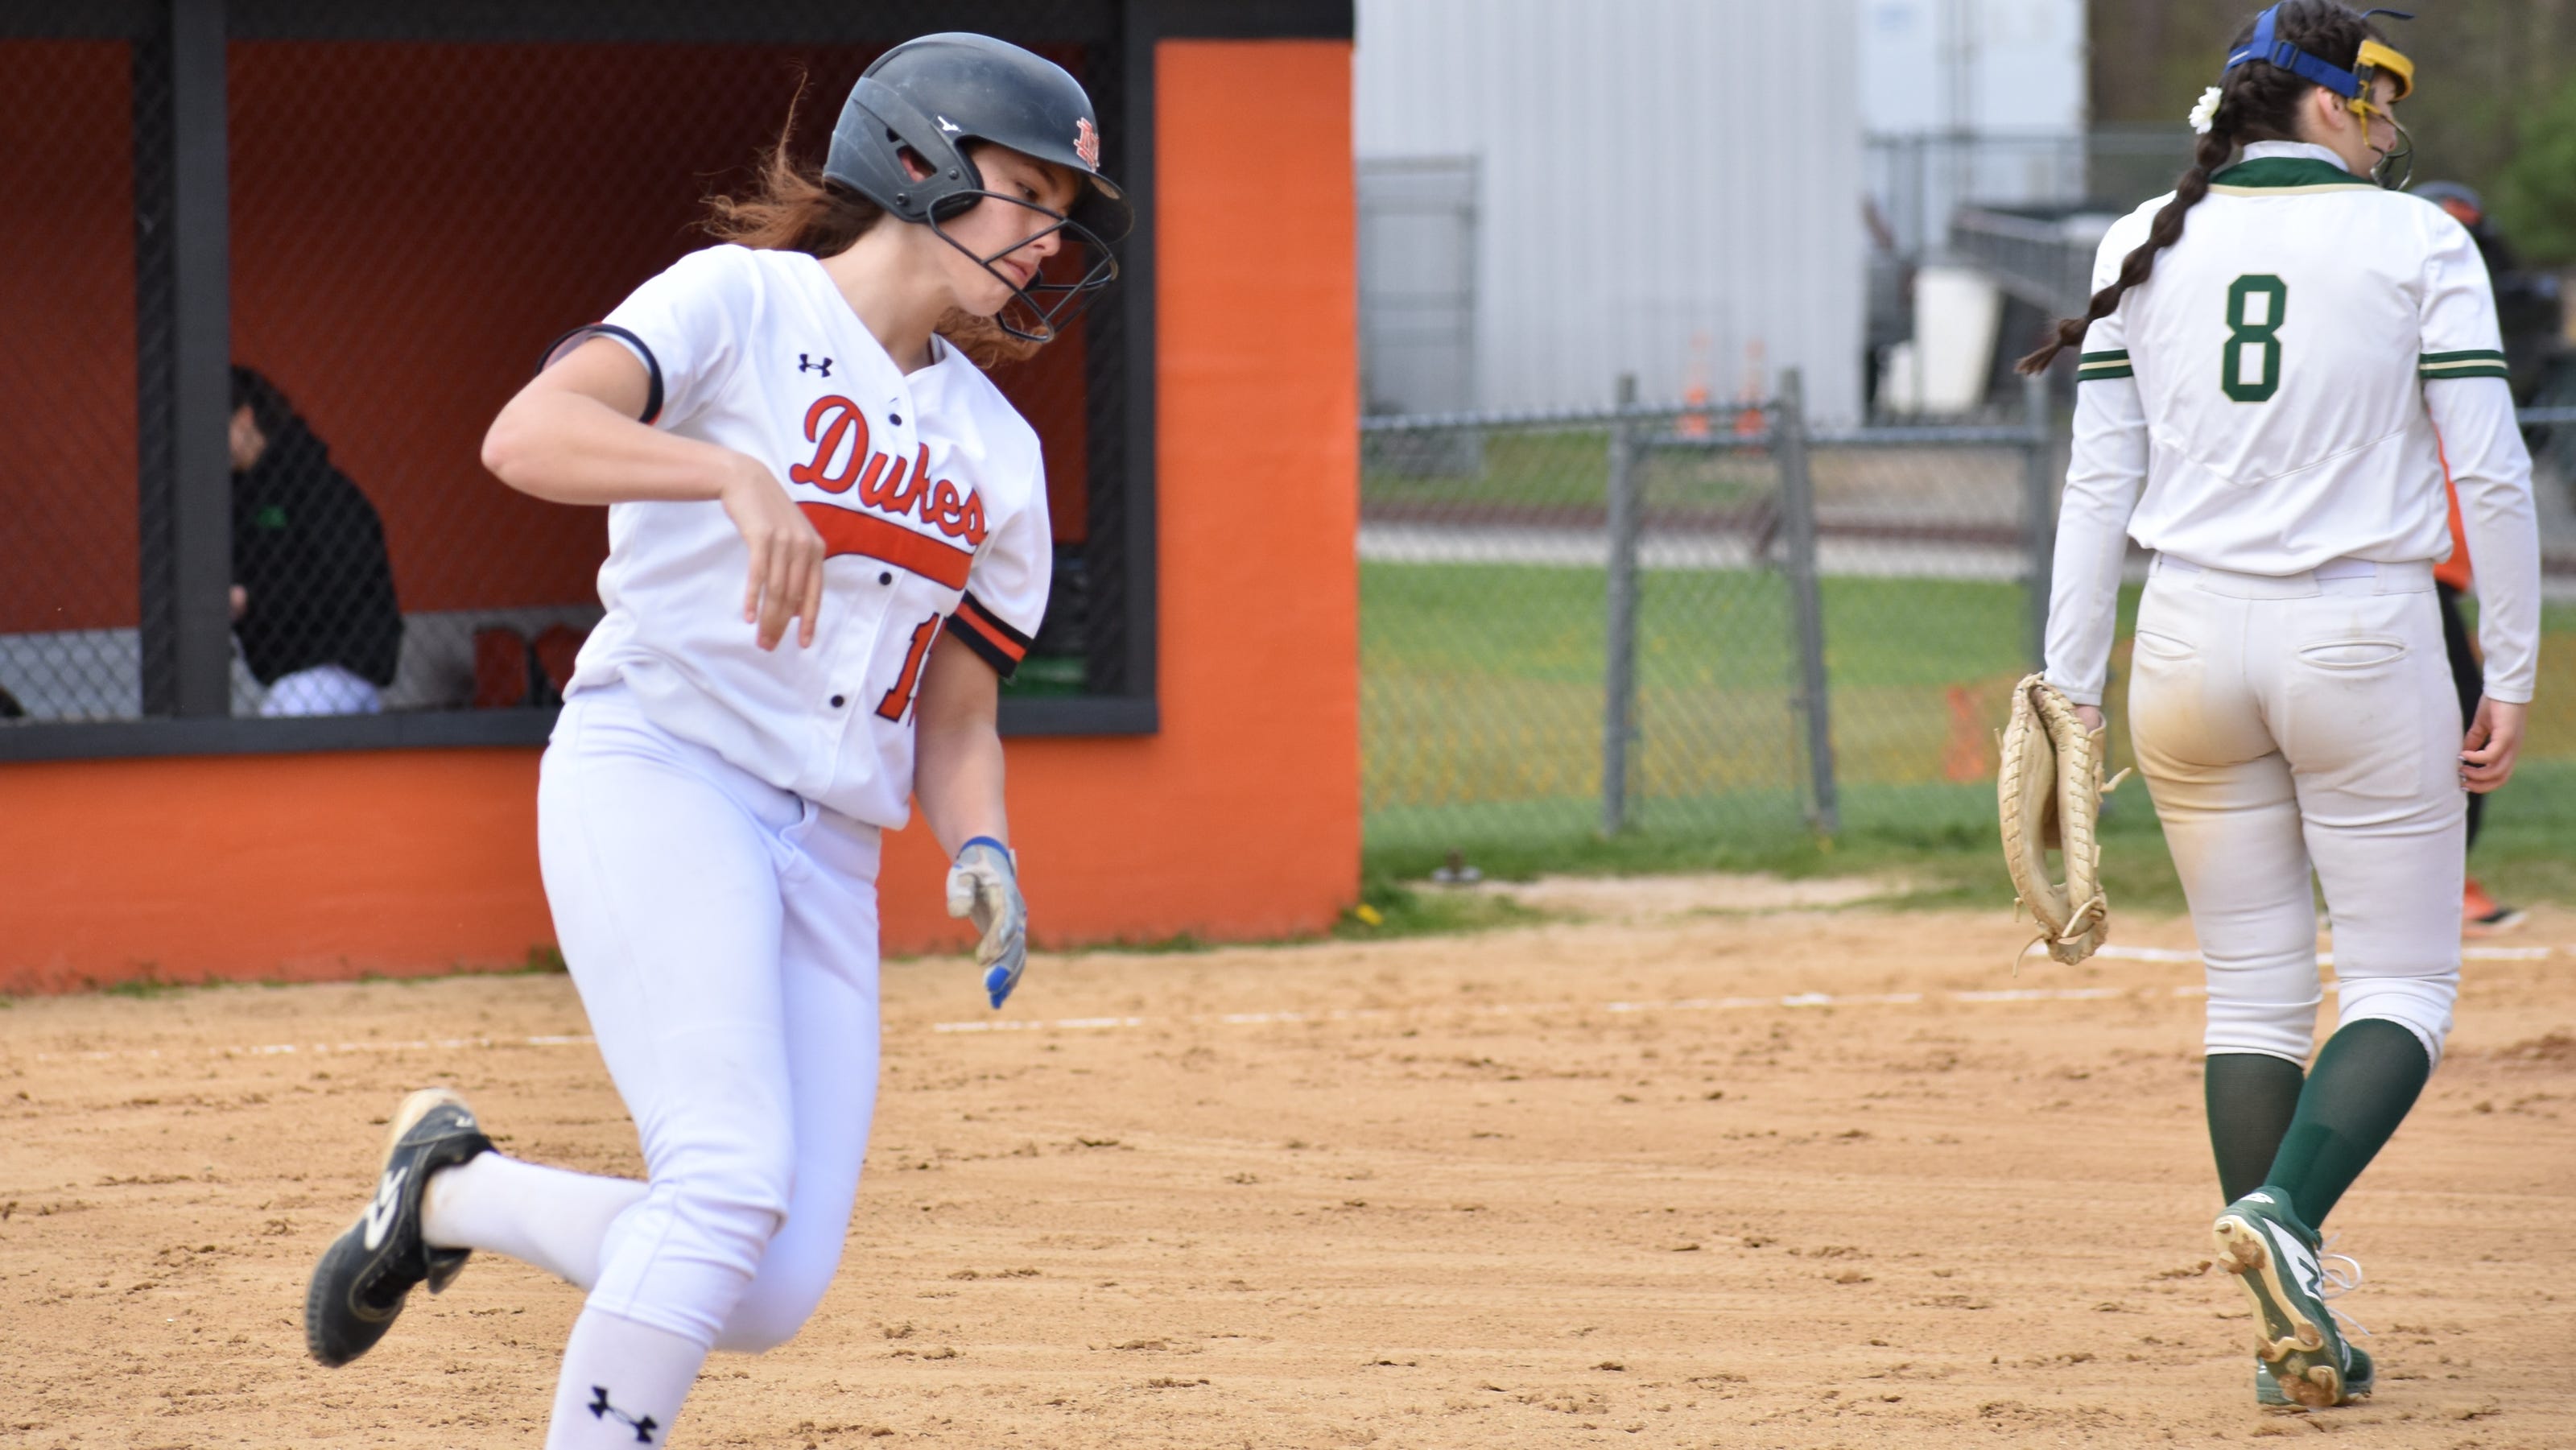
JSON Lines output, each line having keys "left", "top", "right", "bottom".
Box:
{"left": 797, "top": 502, "right": 974, "bottom": 590}
{"left": 954, "top": 601, "right": 1029, "bottom": 663}
{"left": 2432, "top": 429, "right": 2471, "bottom": 592}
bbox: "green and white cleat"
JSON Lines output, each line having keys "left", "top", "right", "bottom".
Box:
{"left": 2256, "top": 1346, "right": 2372, "bottom": 1407}
{"left": 2213, "top": 1190, "right": 2368, "bottom": 1408}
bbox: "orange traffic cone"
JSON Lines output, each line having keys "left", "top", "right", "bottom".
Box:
{"left": 1942, "top": 684, "right": 1992, "bottom": 783}
{"left": 1733, "top": 337, "right": 1768, "bottom": 441}
{"left": 1678, "top": 332, "right": 1713, "bottom": 440}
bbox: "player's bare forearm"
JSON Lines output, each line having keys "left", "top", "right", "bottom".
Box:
{"left": 481, "top": 336, "right": 744, "bottom": 507}
{"left": 486, "top": 336, "right": 825, "bottom": 649}
{"left": 483, "top": 390, "right": 740, "bottom": 506}
{"left": 912, "top": 641, "right": 1009, "bottom": 857}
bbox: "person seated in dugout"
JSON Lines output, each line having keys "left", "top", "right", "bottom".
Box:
{"left": 229, "top": 366, "right": 404, "bottom": 716}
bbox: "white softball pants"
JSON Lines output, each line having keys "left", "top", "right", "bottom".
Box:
{"left": 259, "top": 663, "right": 383, "bottom": 716}
{"left": 537, "top": 684, "right": 882, "bottom": 1349}
{"left": 2127, "top": 556, "right": 2463, "bottom": 1068}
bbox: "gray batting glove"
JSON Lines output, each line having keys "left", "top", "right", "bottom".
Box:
{"left": 945, "top": 837, "right": 1026, "bottom": 1009}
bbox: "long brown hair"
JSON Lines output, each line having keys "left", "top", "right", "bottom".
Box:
{"left": 703, "top": 93, "right": 1044, "bottom": 370}
{"left": 2017, "top": 2, "right": 2384, "bottom": 375}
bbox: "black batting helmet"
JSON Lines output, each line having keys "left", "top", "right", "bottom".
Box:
{"left": 824, "top": 33, "right": 1124, "bottom": 343}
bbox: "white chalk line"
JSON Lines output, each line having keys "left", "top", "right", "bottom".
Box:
{"left": 20, "top": 943, "right": 2555, "bottom": 1060}
{"left": 2099, "top": 944, "right": 2554, "bottom": 966}
{"left": 930, "top": 985, "right": 2194, "bottom": 1035}
{"left": 10, "top": 989, "right": 2174, "bottom": 1060}
{"left": 29, "top": 1034, "right": 597, "bottom": 1064}
{"left": 927, "top": 943, "right": 2559, "bottom": 1037}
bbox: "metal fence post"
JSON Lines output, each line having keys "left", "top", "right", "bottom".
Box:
{"left": 1774, "top": 370, "right": 1839, "bottom": 836}
{"left": 134, "top": 0, "right": 235, "bottom": 718}
{"left": 2021, "top": 370, "right": 2055, "bottom": 671}
{"left": 1601, "top": 374, "right": 1642, "bottom": 836}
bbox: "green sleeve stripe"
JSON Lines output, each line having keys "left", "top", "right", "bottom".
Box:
{"left": 2078, "top": 350, "right": 2129, "bottom": 364}
{"left": 2076, "top": 353, "right": 2134, "bottom": 380}
{"left": 2421, "top": 349, "right": 2510, "bottom": 380}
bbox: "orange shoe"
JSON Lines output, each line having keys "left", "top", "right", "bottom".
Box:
{"left": 2462, "top": 877, "right": 2528, "bottom": 936}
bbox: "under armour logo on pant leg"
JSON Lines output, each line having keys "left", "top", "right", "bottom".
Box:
{"left": 588, "top": 1386, "right": 660, "bottom": 1444}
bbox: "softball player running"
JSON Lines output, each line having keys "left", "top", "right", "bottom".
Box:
{"left": 298, "top": 35, "right": 1121, "bottom": 1446}
{"left": 2022, "top": 2, "right": 2541, "bottom": 1410}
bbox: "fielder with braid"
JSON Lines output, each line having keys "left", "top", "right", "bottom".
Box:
{"left": 2021, "top": 2, "right": 2541, "bottom": 1410}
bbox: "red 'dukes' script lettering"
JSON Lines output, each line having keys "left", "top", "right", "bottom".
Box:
{"left": 787, "top": 395, "right": 869, "bottom": 494}
{"left": 785, "top": 394, "right": 988, "bottom": 547}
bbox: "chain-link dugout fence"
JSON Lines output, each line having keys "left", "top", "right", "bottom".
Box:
{"left": 0, "top": 2, "right": 1143, "bottom": 744}
{"left": 0, "top": 34, "right": 140, "bottom": 724}
{"left": 1364, "top": 382, "right": 2576, "bottom": 861}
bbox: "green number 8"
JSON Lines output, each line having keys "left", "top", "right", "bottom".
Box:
{"left": 2223, "top": 274, "right": 2287, "bottom": 403}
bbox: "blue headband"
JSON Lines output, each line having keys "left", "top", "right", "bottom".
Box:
{"left": 2223, "top": 6, "right": 2361, "bottom": 96}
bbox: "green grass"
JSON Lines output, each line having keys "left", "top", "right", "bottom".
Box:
{"left": 1364, "top": 563, "right": 2045, "bottom": 851}
{"left": 1363, "top": 761, "right": 2576, "bottom": 918}
{"left": 972, "top": 879, "right": 1547, "bottom": 960}
{"left": 1364, "top": 556, "right": 2576, "bottom": 911}
{"left": 1365, "top": 427, "right": 1612, "bottom": 511}
{"left": 1335, "top": 874, "right": 1552, "bottom": 941}
{"left": 97, "top": 968, "right": 184, "bottom": 1000}
{"left": 1364, "top": 425, "right": 1787, "bottom": 516}
{"left": 2458, "top": 758, "right": 2576, "bottom": 907}
{"left": 60, "top": 944, "right": 572, "bottom": 1000}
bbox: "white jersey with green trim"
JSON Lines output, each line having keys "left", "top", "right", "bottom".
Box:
{"left": 2043, "top": 140, "right": 2541, "bottom": 707}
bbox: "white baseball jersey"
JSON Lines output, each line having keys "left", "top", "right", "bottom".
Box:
{"left": 555, "top": 243, "right": 1052, "bottom": 828}
{"left": 2046, "top": 141, "right": 2541, "bottom": 707}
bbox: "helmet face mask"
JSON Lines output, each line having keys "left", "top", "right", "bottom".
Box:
{"left": 2222, "top": 4, "right": 2419, "bottom": 190}
{"left": 2365, "top": 107, "right": 2413, "bottom": 191}
{"left": 925, "top": 180, "right": 1123, "bottom": 344}
{"left": 824, "top": 33, "right": 1126, "bottom": 345}
{"left": 2351, "top": 31, "right": 2415, "bottom": 190}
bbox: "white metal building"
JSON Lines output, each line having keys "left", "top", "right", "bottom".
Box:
{"left": 1355, "top": 0, "right": 1865, "bottom": 420}
{"left": 1860, "top": 0, "right": 2089, "bottom": 258}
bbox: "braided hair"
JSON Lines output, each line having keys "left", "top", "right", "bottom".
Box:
{"left": 2017, "top": 2, "right": 2386, "bottom": 375}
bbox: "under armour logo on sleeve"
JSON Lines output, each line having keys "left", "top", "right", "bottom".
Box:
{"left": 588, "top": 1386, "right": 660, "bottom": 1444}
{"left": 799, "top": 353, "right": 833, "bottom": 377}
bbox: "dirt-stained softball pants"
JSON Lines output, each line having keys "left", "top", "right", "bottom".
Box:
{"left": 2126, "top": 555, "right": 2464, "bottom": 1068}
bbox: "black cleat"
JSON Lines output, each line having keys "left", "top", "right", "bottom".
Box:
{"left": 303, "top": 1087, "right": 493, "bottom": 1368}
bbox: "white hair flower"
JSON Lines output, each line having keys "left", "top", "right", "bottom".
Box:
{"left": 2189, "top": 85, "right": 2224, "bottom": 134}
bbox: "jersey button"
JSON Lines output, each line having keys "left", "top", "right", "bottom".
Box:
{"left": 877, "top": 571, "right": 892, "bottom": 585}
{"left": 829, "top": 695, "right": 847, "bottom": 708}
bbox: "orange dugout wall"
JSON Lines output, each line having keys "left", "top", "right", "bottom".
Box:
{"left": 0, "top": 39, "right": 1359, "bottom": 994}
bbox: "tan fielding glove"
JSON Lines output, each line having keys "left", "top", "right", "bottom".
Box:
{"left": 1998, "top": 674, "right": 2128, "bottom": 969}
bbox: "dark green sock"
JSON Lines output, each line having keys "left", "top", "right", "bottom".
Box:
{"left": 2205, "top": 1052, "right": 2306, "bottom": 1205}
{"left": 2264, "top": 1019, "right": 2433, "bottom": 1229}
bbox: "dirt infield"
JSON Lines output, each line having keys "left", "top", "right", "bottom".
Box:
{"left": 5, "top": 885, "right": 2573, "bottom": 1448}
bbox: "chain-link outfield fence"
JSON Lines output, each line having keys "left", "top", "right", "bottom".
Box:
{"left": 1362, "top": 383, "right": 2576, "bottom": 869}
